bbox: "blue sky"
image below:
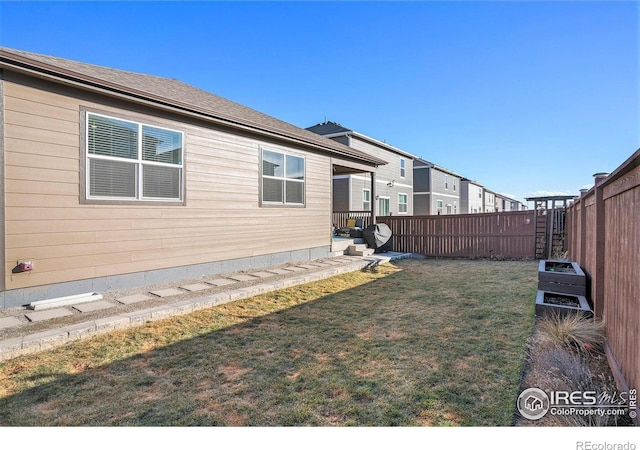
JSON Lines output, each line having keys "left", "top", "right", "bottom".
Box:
{"left": 1, "top": 1, "right": 637, "bottom": 204}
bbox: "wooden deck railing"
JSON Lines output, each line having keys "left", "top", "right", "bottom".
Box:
{"left": 332, "top": 211, "right": 373, "bottom": 229}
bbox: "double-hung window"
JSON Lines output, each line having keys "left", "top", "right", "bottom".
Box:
{"left": 261, "top": 149, "right": 305, "bottom": 205}
{"left": 86, "top": 112, "right": 183, "bottom": 202}
{"left": 400, "top": 158, "right": 406, "bottom": 178}
{"left": 363, "top": 189, "right": 371, "bottom": 211}
{"left": 398, "top": 193, "right": 408, "bottom": 214}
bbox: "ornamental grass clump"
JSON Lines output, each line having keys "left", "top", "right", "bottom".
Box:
{"left": 537, "top": 312, "right": 606, "bottom": 357}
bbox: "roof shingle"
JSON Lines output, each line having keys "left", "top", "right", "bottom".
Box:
{"left": 0, "top": 47, "right": 386, "bottom": 167}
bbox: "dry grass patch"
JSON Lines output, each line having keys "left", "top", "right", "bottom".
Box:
{"left": 0, "top": 259, "right": 537, "bottom": 426}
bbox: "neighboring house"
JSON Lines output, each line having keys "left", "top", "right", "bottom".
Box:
{"left": 413, "top": 158, "right": 461, "bottom": 215}
{"left": 0, "top": 47, "right": 386, "bottom": 309}
{"left": 483, "top": 188, "right": 497, "bottom": 213}
{"left": 513, "top": 199, "right": 527, "bottom": 211}
{"left": 306, "top": 121, "right": 414, "bottom": 217}
{"left": 460, "top": 178, "right": 484, "bottom": 214}
{"left": 496, "top": 194, "right": 526, "bottom": 212}
{"left": 494, "top": 193, "right": 507, "bottom": 212}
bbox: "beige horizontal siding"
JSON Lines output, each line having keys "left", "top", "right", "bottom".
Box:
{"left": 3, "top": 73, "right": 332, "bottom": 290}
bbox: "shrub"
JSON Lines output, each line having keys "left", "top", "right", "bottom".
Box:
{"left": 537, "top": 312, "right": 605, "bottom": 356}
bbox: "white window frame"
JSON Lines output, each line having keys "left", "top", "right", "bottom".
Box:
{"left": 378, "top": 196, "right": 391, "bottom": 216}
{"left": 453, "top": 177, "right": 457, "bottom": 192}
{"left": 363, "top": 188, "right": 371, "bottom": 211}
{"left": 261, "top": 148, "right": 305, "bottom": 206}
{"left": 398, "top": 193, "right": 408, "bottom": 214}
{"left": 445, "top": 175, "right": 449, "bottom": 190}
{"left": 436, "top": 199, "right": 443, "bottom": 215}
{"left": 400, "top": 158, "right": 406, "bottom": 178}
{"left": 85, "top": 112, "right": 184, "bottom": 202}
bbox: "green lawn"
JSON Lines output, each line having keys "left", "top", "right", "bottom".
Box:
{"left": 0, "top": 259, "right": 537, "bottom": 426}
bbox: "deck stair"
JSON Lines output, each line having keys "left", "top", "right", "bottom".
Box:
{"left": 347, "top": 244, "right": 375, "bottom": 257}
{"left": 331, "top": 237, "right": 375, "bottom": 257}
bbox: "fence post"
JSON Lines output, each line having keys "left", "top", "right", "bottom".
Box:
{"left": 592, "top": 173, "right": 609, "bottom": 319}
{"left": 578, "top": 189, "right": 588, "bottom": 269}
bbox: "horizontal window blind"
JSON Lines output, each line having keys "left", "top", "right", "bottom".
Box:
{"left": 261, "top": 149, "right": 305, "bottom": 206}
{"left": 89, "top": 159, "right": 137, "bottom": 198}
{"left": 143, "top": 165, "right": 181, "bottom": 199}
{"left": 86, "top": 112, "right": 183, "bottom": 202}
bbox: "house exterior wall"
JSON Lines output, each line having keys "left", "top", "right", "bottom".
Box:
{"left": 413, "top": 162, "right": 459, "bottom": 215}
{"left": 430, "top": 169, "right": 459, "bottom": 215}
{"left": 484, "top": 191, "right": 496, "bottom": 213}
{"left": 413, "top": 194, "right": 430, "bottom": 216}
{"left": 412, "top": 161, "right": 430, "bottom": 215}
{"left": 344, "top": 136, "right": 413, "bottom": 216}
{"left": 1, "top": 72, "right": 334, "bottom": 306}
{"left": 413, "top": 163, "right": 430, "bottom": 193}
{"left": 348, "top": 175, "right": 371, "bottom": 211}
{"left": 496, "top": 195, "right": 509, "bottom": 212}
{"left": 460, "top": 181, "right": 484, "bottom": 214}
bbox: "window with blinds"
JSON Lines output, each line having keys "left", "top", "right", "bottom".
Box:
{"left": 261, "top": 149, "right": 305, "bottom": 205}
{"left": 86, "top": 113, "right": 183, "bottom": 201}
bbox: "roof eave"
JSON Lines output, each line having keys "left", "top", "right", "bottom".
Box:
{"left": 0, "top": 50, "right": 386, "bottom": 167}
{"left": 350, "top": 131, "right": 417, "bottom": 159}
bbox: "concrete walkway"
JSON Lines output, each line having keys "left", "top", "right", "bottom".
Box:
{"left": 0, "top": 252, "right": 414, "bottom": 362}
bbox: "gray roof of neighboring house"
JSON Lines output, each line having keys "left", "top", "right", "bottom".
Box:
{"left": 461, "top": 177, "right": 484, "bottom": 187}
{"left": 307, "top": 121, "right": 416, "bottom": 160}
{"left": 306, "top": 121, "right": 352, "bottom": 136}
{"left": 0, "top": 47, "right": 387, "bottom": 167}
{"left": 414, "top": 157, "right": 464, "bottom": 178}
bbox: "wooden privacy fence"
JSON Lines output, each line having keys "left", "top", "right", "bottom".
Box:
{"left": 565, "top": 148, "right": 640, "bottom": 407}
{"left": 377, "top": 210, "right": 535, "bottom": 258}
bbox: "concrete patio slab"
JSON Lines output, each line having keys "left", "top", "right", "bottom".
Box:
{"left": 180, "top": 283, "right": 212, "bottom": 292}
{"left": 116, "top": 293, "right": 153, "bottom": 305}
{"left": 247, "top": 271, "right": 274, "bottom": 279}
{"left": 72, "top": 300, "right": 116, "bottom": 313}
{"left": 150, "top": 288, "right": 185, "bottom": 298}
{"left": 227, "top": 274, "right": 257, "bottom": 282}
{"left": 25, "top": 308, "right": 74, "bottom": 323}
{"left": 208, "top": 278, "right": 238, "bottom": 287}
{"left": 321, "top": 259, "right": 345, "bottom": 265}
{"left": 266, "top": 268, "right": 293, "bottom": 275}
